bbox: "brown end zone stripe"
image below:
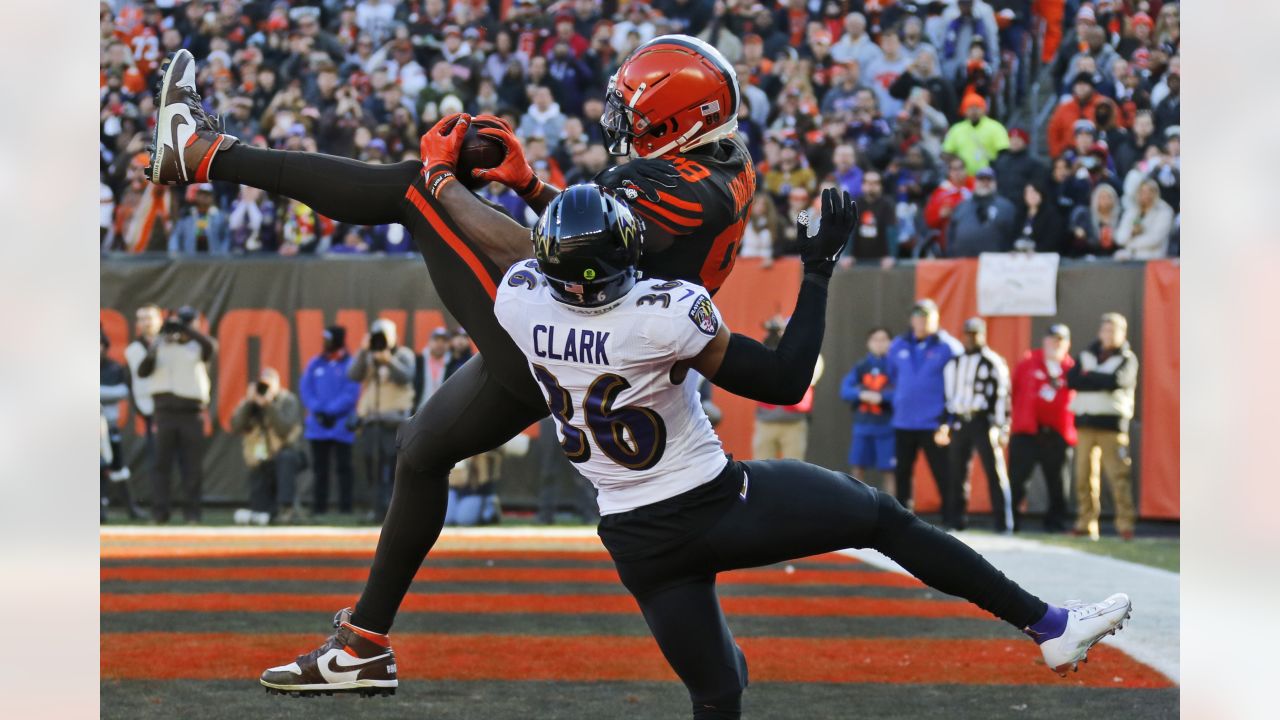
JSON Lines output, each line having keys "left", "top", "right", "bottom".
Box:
{"left": 100, "top": 632, "right": 1172, "bottom": 688}
{"left": 100, "top": 565, "right": 922, "bottom": 589}
{"left": 100, "top": 550, "right": 867, "bottom": 566}
{"left": 102, "top": 592, "right": 984, "bottom": 619}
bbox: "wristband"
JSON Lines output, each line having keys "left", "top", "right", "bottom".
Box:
{"left": 425, "top": 169, "right": 455, "bottom": 198}
{"left": 517, "top": 175, "right": 543, "bottom": 201}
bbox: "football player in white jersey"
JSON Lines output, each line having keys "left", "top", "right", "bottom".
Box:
{"left": 494, "top": 185, "right": 1134, "bottom": 720}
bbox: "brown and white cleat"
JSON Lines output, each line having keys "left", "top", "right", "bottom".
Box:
{"left": 260, "top": 608, "right": 398, "bottom": 697}
{"left": 147, "top": 49, "right": 237, "bottom": 185}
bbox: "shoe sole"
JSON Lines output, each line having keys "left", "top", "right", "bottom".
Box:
{"left": 1051, "top": 602, "right": 1134, "bottom": 677}
{"left": 260, "top": 679, "right": 397, "bottom": 698}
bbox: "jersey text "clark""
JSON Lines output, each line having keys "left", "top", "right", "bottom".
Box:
{"left": 532, "top": 325, "right": 610, "bottom": 365}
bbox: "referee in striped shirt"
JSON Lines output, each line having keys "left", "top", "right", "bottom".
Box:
{"left": 936, "top": 317, "right": 1014, "bottom": 532}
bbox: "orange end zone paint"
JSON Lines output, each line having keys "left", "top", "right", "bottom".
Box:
{"left": 100, "top": 632, "right": 1173, "bottom": 689}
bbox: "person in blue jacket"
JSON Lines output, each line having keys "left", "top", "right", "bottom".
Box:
{"left": 299, "top": 325, "right": 361, "bottom": 516}
{"left": 887, "top": 298, "right": 965, "bottom": 528}
{"left": 840, "top": 327, "right": 897, "bottom": 495}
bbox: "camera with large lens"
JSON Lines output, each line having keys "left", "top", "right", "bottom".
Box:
{"left": 256, "top": 381, "right": 270, "bottom": 396}
{"left": 369, "top": 330, "right": 388, "bottom": 352}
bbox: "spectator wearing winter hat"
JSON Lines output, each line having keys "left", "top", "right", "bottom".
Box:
{"left": 993, "top": 127, "right": 1048, "bottom": 216}
{"left": 1047, "top": 72, "right": 1117, "bottom": 159}
{"left": 300, "top": 325, "right": 361, "bottom": 516}
{"left": 941, "top": 93, "right": 1009, "bottom": 176}
{"left": 946, "top": 167, "right": 1018, "bottom": 257}
{"left": 1116, "top": 12, "right": 1156, "bottom": 64}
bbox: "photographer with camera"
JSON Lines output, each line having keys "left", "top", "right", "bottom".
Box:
{"left": 300, "top": 325, "right": 360, "bottom": 517}
{"left": 230, "top": 368, "right": 305, "bottom": 525}
{"left": 348, "top": 319, "right": 415, "bottom": 523}
{"left": 134, "top": 305, "right": 216, "bottom": 524}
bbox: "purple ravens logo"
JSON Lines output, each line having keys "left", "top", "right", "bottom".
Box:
{"left": 688, "top": 295, "right": 719, "bottom": 336}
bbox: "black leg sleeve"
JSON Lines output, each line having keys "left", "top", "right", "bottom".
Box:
{"left": 210, "top": 145, "right": 418, "bottom": 226}
{"left": 867, "top": 489, "right": 1046, "bottom": 629}
{"left": 351, "top": 355, "right": 548, "bottom": 634}
{"left": 634, "top": 580, "right": 748, "bottom": 720}
{"left": 701, "top": 459, "right": 1046, "bottom": 630}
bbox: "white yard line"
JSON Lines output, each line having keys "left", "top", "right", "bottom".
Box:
{"left": 840, "top": 532, "right": 1180, "bottom": 684}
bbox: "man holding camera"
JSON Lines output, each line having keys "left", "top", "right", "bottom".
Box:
{"left": 231, "top": 368, "right": 305, "bottom": 525}
{"left": 348, "top": 319, "right": 415, "bottom": 523}
{"left": 134, "top": 305, "right": 216, "bottom": 524}
{"left": 300, "top": 325, "right": 361, "bottom": 517}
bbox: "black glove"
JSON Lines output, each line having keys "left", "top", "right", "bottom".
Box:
{"left": 599, "top": 160, "right": 681, "bottom": 203}
{"left": 797, "top": 188, "right": 857, "bottom": 278}
{"left": 315, "top": 412, "right": 336, "bottom": 429}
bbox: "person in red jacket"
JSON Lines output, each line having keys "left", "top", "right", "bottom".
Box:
{"left": 923, "top": 157, "right": 973, "bottom": 256}
{"left": 1047, "top": 73, "right": 1119, "bottom": 159}
{"left": 1008, "top": 323, "right": 1077, "bottom": 533}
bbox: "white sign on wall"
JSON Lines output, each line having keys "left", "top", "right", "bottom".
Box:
{"left": 977, "top": 252, "right": 1060, "bottom": 316}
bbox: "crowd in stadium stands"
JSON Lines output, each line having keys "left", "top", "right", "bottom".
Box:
{"left": 100, "top": 0, "right": 1179, "bottom": 260}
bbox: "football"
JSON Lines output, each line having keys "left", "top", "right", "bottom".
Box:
{"left": 456, "top": 123, "right": 507, "bottom": 190}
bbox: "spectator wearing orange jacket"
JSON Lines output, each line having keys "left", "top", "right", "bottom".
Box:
{"left": 1008, "top": 324, "right": 1076, "bottom": 533}
{"left": 1047, "top": 73, "right": 1117, "bottom": 159}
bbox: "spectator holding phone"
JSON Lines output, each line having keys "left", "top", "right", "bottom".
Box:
{"left": 300, "top": 325, "right": 360, "bottom": 517}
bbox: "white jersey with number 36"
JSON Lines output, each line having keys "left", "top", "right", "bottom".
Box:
{"left": 494, "top": 261, "right": 729, "bottom": 515}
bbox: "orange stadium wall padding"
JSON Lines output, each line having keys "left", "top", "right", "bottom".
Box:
{"left": 1138, "top": 260, "right": 1180, "bottom": 519}
{"left": 101, "top": 256, "right": 1178, "bottom": 519}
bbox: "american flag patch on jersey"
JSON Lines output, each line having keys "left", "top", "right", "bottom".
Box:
{"left": 688, "top": 294, "right": 719, "bottom": 336}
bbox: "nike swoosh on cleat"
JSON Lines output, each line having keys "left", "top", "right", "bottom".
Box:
{"left": 164, "top": 109, "right": 194, "bottom": 181}
{"left": 320, "top": 650, "right": 392, "bottom": 684}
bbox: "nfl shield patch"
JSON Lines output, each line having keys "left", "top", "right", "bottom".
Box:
{"left": 688, "top": 294, "right": 719, "bottom": 336}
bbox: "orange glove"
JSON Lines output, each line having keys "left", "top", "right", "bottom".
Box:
{"left": 419, "top": 112, "right": 471, "bottom": 177}
{"left": 468, "top": 114, "right": 543, "bottom": 199}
